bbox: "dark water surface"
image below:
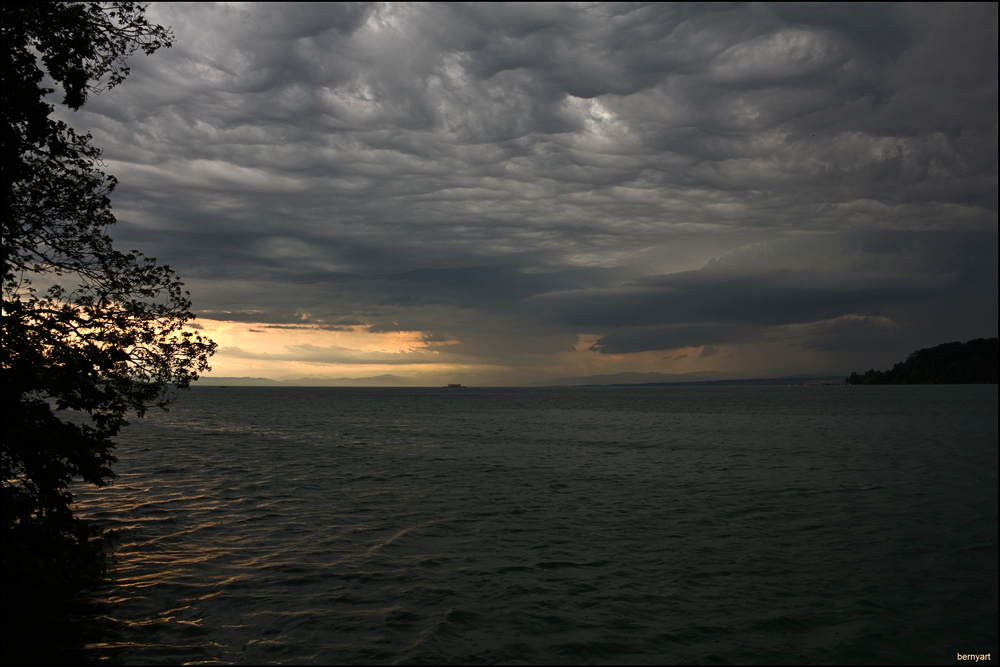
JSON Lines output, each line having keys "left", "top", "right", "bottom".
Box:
{"left": 63, "top": 386, "right": 996, "bottom": 664}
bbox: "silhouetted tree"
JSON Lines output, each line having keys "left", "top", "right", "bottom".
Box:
{"left": 2, "top": 2, "right": 216, "bottom": 598}
{"left": 846, "top": 339, "right": 998, "bottom": 385}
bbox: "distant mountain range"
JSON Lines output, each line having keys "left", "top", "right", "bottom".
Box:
{"left": 526, "top": 371, "right": 728, "bottom": 386}
{"left": 196, "top": 371, "right": 851, "bottom": 388}
{"left": 195, "top": 374, "right": 409, "bottom": 387}
{"left": 203, "top": 339, "right": 997, "bottom": 388}
{"left": 534, "top": 371, "right": 850, "bottom": 387}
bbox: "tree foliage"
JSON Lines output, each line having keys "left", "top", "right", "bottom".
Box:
{"left": 847, "top": 338, "right": 999, "bottom": 385}
{"left": 2, "top": 2, "right": 216, "bottom": 597}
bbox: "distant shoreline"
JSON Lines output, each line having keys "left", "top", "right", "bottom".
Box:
{"left": 572, "top": 376, "right": 848, "bottom": 387}
{"left": 193, "top": 375, "right": 852, "bottom": 388}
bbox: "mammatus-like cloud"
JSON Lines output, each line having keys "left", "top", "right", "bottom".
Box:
{"left": 60, "top": 3, "right": 995, "bottom": 380}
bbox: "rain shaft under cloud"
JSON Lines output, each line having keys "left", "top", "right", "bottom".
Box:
{"left": 62, "top": 2, "right": 997, "bottom": 383}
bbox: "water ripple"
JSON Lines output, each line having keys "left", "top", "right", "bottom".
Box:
{"left": 58, "top": 386, "right": 999, "bottom": 664}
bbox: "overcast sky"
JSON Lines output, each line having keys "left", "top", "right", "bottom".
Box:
{"left": 64, "top": 2, "right": 997, "bottom": 384}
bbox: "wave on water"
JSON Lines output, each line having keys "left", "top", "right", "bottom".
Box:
{"left": 44, "top": 386, "right": 999, "bottom": 663}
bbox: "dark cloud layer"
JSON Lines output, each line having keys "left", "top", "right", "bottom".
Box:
{"left": 59, "top": 3, "right": 997, "bottom": 379}
{"left": 535, "top": 232, "right": 992, "bottom": 324}
{"left": 530, "top": 231, "right": 997, "bottom": 354}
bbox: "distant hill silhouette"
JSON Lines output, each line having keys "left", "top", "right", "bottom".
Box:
{"left": 847, "top": 338, "right": 998, "bottom": 384}
{"left": 196, "top": 374, "right": 408, "bottom": 387}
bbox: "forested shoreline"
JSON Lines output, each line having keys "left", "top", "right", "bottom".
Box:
{"left": 847, "top": 338, "right": 998, "bottom": 385}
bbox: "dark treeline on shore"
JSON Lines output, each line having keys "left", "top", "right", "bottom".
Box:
{"left": 847, "top": 338, "right": 998, "bottom": 385}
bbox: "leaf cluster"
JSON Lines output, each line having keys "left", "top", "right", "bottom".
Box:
{"left": 2, "top": 2, "right": 215, "bottom": 598}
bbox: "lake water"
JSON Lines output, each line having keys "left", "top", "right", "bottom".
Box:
{"left": 58, "top": 386, "right": 998, "bottom": 663}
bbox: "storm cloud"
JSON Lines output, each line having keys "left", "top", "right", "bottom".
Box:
{"left": 534, "top": 231, "right": 997, "bottom": 351}
{"left": 62, "top": 3, "right": 997, "bottom": 382}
